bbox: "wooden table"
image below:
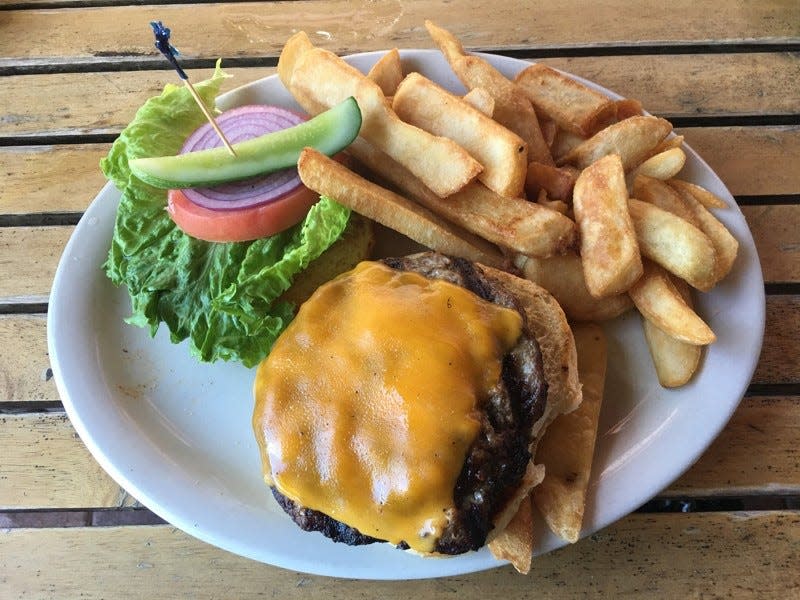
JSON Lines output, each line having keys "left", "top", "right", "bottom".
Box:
{"left": 1, "top": 1, "right": 798, "bottom": 597}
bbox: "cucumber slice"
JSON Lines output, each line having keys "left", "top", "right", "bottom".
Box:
{"left": 129, "top": 97, "right": 362, "bottom": 189}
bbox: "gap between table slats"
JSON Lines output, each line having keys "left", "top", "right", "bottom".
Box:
{"left": 4, "top": 46, "right": 800, "bottom": 78}
{"left": 0, "top": 512, "right": 798, "bottom": 597}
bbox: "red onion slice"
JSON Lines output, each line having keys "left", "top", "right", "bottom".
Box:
{"left": 180, "top": 105, "right": 308, "bottom": 212}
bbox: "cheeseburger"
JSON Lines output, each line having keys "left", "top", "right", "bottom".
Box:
{"left": 252, "top": 252, "right": 580, "bottom": 555}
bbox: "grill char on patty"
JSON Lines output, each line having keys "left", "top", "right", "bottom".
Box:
{"left": 271, "top": 253, "right": 549, "bottom": 555}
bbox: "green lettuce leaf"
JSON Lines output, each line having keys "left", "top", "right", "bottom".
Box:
{"left": 102, "top": 63, "right": 350, "bottom": 368}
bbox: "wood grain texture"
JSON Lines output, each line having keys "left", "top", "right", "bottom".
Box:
{"left": 668, "top": 396, "right": 800, "bottom": 496}
{"left": 0, "top": 314, "right": 55, "bottom": 402}
{"left": 1, "top": 512, "right": 798, "bottom": 598}
{"left": 541, "top": 53, "right": 800, "bottom": 118}
{"left": 0, "top": 226, "right": 72, "bottom": 304}
{"left": 2, "top": 54, "right": 798, "bottom": 138}
{"left": 0, "top": 0, "right": 208, "bottom": 4}
{"left": 0, "top": 68, "right": 274, "bottom": 139}
{"left": 1, "top": 391, "right": 797, "bottom": 509}
{"left": 679, "top": 126, "right": 800, "bottom": 197}
{"left": 742, "top": 205, "right": 800, "bottom": 283}
{"left": 0, "top": 145, "right": 110, "bottom": 215}
{"left": 0, "top": 413, "right": 133, "bottom": 509}
{"left": 755, "top": 296, "right": 800, "bottom": 384}
{"left": 1, "top": 1, "right": 798, "bottom": 67}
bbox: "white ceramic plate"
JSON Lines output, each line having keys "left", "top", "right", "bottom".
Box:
{"left": 48, "top": 50, "right": 765, "bottom": 580}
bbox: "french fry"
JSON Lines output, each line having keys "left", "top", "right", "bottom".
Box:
{"left": 633, "top": 175, "right": 700, "bottom": 227}
{"left": 515, "top": 254, "right": 634, "bottom": 322}
{"left": 550, "top": 128, "right": 586, "bottom": 162}
{"left": 642, "top": 278, "right": 703, "bottom": 387}
{"left": 627, "top": 147, "right": 686, "bottom": 183}
{"left": 283, "top": 41, "right": 482, "bottom": 198}
{"left": 424, "top": 19, "right": 465, "bottom": 64}
{"left": 539, "top": 117, "right": 558, "bottom": 149}
{"left": 558, "top": 115, "right": 672, "bottom": 171}
{"left": 488, "top": 464, "right": 545, "bottom": 573}
{"left": 629, "top": 261, "right": 716, "bottom": 345}
{"left": 627, "top": 198, "right": 717, "bottom": 291}
{"left": 514, "top": 64, "right": 616, "bottom": 136}
{"left": 538, "top": 197, "right": 569, "bottom": 215}
{"left": 669, "top": 178, "right": 729, "bottom": 209}
{"left": 536, "top": 188, "right": 548, "bottom": 204}
{"left": 613, "top": 98, "right": 644, "bottom": 120}
{"left": 297, "top": 148, "right": 505, "bottom": 268}
{"left": 573, "top": 154, "right": 643, "bottom": 298}
{"left": 462, "top": 87, "right": 495, "bottom": 116}
{"left": 525, "top": 162, "right": 578, "bottom": 201}
{"left": 425, "top": 20, "right": 553, "bottom": 165}
{"left": 534, "top": 323, "right": 607, "bottom": 543}
{"left": 671, "top": 182, "right": 739, "bottom": 283}
{"left": 277, "top": 31, "right": 314, "bottom": 89}
{"left": 392, "top": 72, "right": 528, "bottom": 198}
{"left": 366, "top": 48, "right": 403, "bottom": 96}
{"left": 348, "top": 138, "right": 576, "bottom": 257}
{"left": 648, "top": 134, "right": 685, "bottom": 158}
{"left": 488, "top": 496, "right": 535, "bottom": 574}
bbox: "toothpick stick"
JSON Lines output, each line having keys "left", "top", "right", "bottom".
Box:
{"left": 181, "top": 80, "right": 236, "bottom": 156}
{"left": 150, "top": 21, "right": 237, "bottom": 157}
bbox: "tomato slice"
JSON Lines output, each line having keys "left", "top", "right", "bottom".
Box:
{"left": 166, "top": 185, "right": 319, "bottom": 243}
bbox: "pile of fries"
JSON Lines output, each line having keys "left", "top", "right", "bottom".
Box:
{"left": 278, "top": 21, "right": 739, "bottom": 572}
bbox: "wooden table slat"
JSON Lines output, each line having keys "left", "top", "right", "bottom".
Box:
{"left": 539, "top": 53, "right": 800, "bottom": 118}
{"left": 743, "top": 204, "right": 800, "bottom": 283}
{"left": 2, "top": 0, "right": 799, "bottom": 67}
{"left": 678, "top": 126, "right": 800, "bottom": 197}
{"left": 754, "top": 295, "right": 800, "bottom": 385}
{"left": 0, "top": 145, "right": 110, "bottom": 215}
{"left": 0, "top": 413, "right": 135, "bottom": 509}
{"left": 668, "top": 396, "right": 800, "bottom": 496}
{"left": 0, "top": 204, "right": 795, "bottom": 305}
{"left": 0, "top": 314, "right": 51, "bottom": 403}
{"left": 0, "top": 68, "right": 273, "bottom": 139}
{"left": 3, "top": 52, "right": 799, "bottom": 139}
{"left": 1, "top": 512, "right": 798, "bottom": 597}
{"left": 2, "top": 126, "right": 797, "bottom": 218}
{"left": 0, "top": 226, "right": 73, "bottom": 304}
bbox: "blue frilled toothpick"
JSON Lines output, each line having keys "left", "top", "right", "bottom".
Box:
{"left": 151, "top": 21, "right": 236, "bottom": 156}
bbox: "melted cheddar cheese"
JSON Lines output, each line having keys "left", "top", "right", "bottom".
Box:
{"left": 252, "top": 261, "right": 522, "bottom": 553}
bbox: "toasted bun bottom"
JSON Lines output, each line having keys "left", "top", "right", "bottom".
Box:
{"left": 476, "top": 263, "right": 581, "bottom": 556}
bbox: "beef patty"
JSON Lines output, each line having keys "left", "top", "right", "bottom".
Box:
{"left": 271, "top": 253, "right": 549, "bottom": 554}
